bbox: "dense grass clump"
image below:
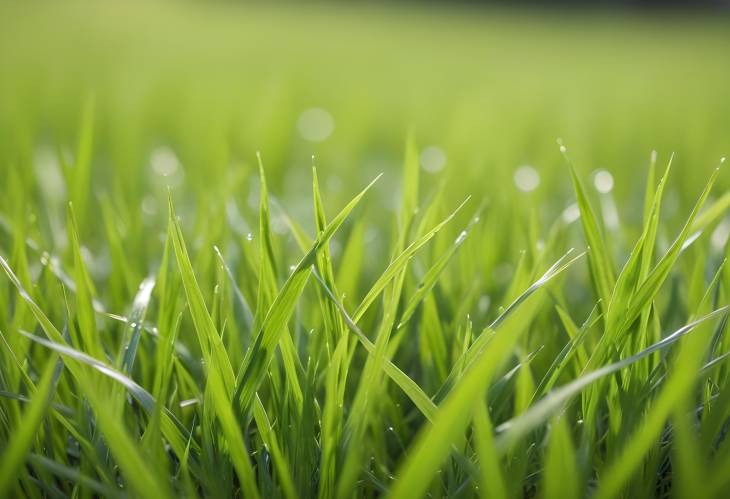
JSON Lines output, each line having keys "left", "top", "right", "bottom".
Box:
{"left": 2, "top": 2, "right": 730, "bottom": 498}
{"left": 2, "top": 140, "right": 730, "bottom": 498}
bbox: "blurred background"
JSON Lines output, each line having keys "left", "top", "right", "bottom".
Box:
{"left": 0, "top": 0, "right": 729, "bottom": 247}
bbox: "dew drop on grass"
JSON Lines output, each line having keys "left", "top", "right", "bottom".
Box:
{"left": 562, "top": 203, "right": 580, "bottom": 224}
{"left": 478, "top": 295, "right": 491, "bottom": 313}
{"left": 80, "top": 246, "right": 94, "bottom": 266}
{"left": 420, "top": 146, "right": 447, "bottom": 173}
{"left": 364, "top": 227, "right": 378, "bottom": 244}
{"left": 330, "top": 239, "right": 342, "bottom": 258}
{"left": 593, "top": 169, "right": 614, "bottom": 193}
{"left": 141, "top": 196, "right": 157, "bottom": 216}
{"left": 711, "top": 219, "right": 730, "bottom": 251}
{"left": 246, "top": 233, "right": 254, "bottom": 242}
{"left": 33, "top": 145, "right": 66, "bottom": 201}
{"left": 150, "top": 146, "right": 184, "bottom": 189}
{"left": 513, "top": 165, "right": 540, "bottom": 192}
{"left": 297, "top": 108, "right": 335, "bottom": 142}
{"left": 272, "top": 215, "right": 288, "bottom": 235}
{"left": 454, "top": 230, "right": 468, "bottom": 245}
{"left": 150, "top": 146, "right": 180, "bottom": 177}
{"left": 247, "top": 182, "right": 260, "bottom": 209}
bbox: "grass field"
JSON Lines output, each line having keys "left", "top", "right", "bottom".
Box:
{"left": 2, "top": 2, "right": 730, "bottom": 498}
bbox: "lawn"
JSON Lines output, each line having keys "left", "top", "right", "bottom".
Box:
{"left": 1, "top": 2, "right": 730, "bottom": 498}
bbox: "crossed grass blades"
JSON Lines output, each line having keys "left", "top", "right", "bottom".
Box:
{"left": 1, "top": 134, "right": 730, "bottom": 498}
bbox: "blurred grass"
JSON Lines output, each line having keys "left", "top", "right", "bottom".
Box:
{"left": 1, "top": 2, "right": 729, "bottom": 210}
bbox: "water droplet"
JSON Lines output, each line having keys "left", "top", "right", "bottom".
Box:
{"left": 562, "top": 203, "right": 580, "bottom": 224}
{"left": 150, "top": 146, "right": 180, "bottom": 177}
{"left": 711, "top": 219, "right": 730, "bottom": 251}
{"left": 297, "top": 108, "right": 335, "bottom": 142}
{"left": 272, "top": 215, "right": 288, "bottom": 235}
{"left": 593, "top": 169, "right": 614, "bottom": 194}
{"left": 246, "top": 233, "right": 254, "bottom": 242}
{"left": 513, "top": 165, "right": 540, "bottom": 192}
{"left": 141, "top": 196, "right": 157, "bottom": 216}
{"left": 479, "top": 295, "right": 491, "bottom": 313}
{"left": 33, "top": 145, "right": 66, "bottom": 201}
{"left": 330, "top": 239, "right": 342, "bottom": 259}
{"left": 420, "top": 146, "right": 447, "bottom": 173}
{"left": 454, "top": 230, "right": 468, "bottom": 245}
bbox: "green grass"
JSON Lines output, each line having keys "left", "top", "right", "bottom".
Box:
{"left": 2, "top": 2, "right": 730, "bottom": 498}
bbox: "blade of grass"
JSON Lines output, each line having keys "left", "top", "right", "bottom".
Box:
{"left": 234, "top": 173, "right": 381, "bottom": 414}
{"left": 119, "top": 276, "right": 155, "bottom": 373}
{"left": 27, "top": 453, "right": 123, "bottom": 499}
{"left": 562, "top": 140, "right": 615, "bottom": 315}
{"left": 493, "top": 307, "right": 728, "bottom": 454}
{"left": 0, "top": 354, "right": 59, "bottom": 497}
{"left": 169, "top": 195, "right": 236, "bottom": 394}
{"left": 351, "top": 196, "right": 470, "bottom": 324}
{"left": 543, "top": 416, "right": 580, "bottom": 499}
